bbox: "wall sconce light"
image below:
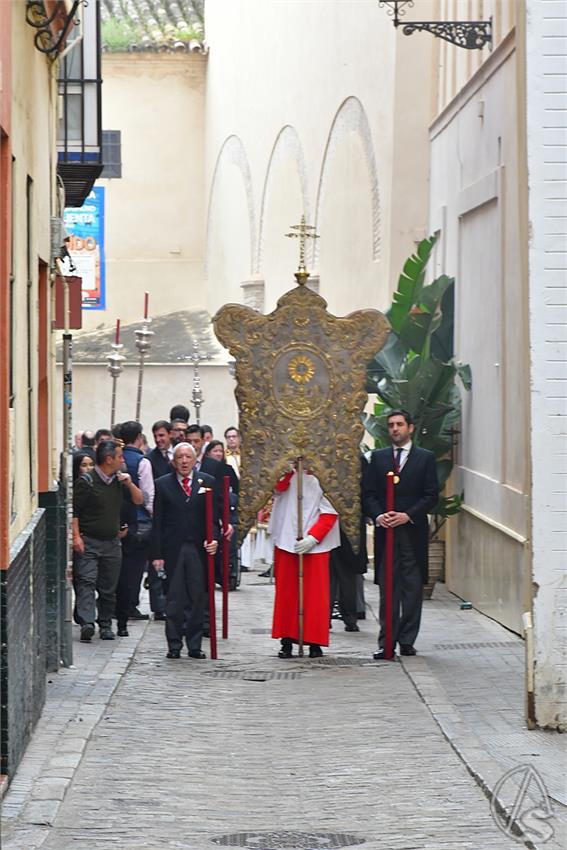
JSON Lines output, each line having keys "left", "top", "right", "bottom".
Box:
{"left": 378, "top": 0, "right": 492, "bottom": 50}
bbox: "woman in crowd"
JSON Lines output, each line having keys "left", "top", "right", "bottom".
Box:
{"left": 72, "top": 452, "right": 94, "bottom": 483}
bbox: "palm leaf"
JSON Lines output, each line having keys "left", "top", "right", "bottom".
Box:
{"left": 388, "top": 236, "right": 436, "bottom": 334}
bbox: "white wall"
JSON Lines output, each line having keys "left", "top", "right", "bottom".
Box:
{"left": 204, "top": 0, "right": 435, "bottom": 323}
{"left": 526, "top": 0, "right": 567, "bottom": 730}
{"left": 429, "top": 34, "right": 530, "bottom": 632}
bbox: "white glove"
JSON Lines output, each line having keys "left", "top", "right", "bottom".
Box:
{"left": 294, "top": 535, "right": 318, "bottom": 555}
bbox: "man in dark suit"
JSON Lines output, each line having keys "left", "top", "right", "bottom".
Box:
{"left": 187, "top": 425, "right": 233, "bottom": 533}
{"left": 148, "top": 420, "right": 173, "bottom": 480}
{"left": 151, "top": 443, "right": 218, "bottom": 659}
{"left": 362, "top": 409, "right": 438, "bottom": 659}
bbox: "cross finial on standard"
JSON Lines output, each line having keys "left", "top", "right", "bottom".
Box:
{"left": 285, "top": 215, "right": 319, "bottom": 285}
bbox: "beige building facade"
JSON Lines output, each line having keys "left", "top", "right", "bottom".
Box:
{"left": 426, "top": 0, "right": 566, "bottom": 728}
{"left": 59, "top": 49, "right": 240, "bottom": 437}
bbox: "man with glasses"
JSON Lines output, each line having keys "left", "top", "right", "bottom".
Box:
{"left": 171, "top": 419, "right": 189, "bottom": 445}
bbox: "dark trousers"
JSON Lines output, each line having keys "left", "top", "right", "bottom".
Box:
{"left": 73, "top": 535, "right": 122, "bottom": 629}
{"left": 377, "top": 526, "right": 422, "bottom": 649}
{"left": 115, "top": 524, "right": 151, "bottom": 628}
{"left": 329, "top": 549, "right": 358, "bottom": 627}
{"left": 165, "top": 542, "right": 206, "bottom": 652}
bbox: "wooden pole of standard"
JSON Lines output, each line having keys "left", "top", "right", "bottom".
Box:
{"left": 296, "top": 457, "right": 304, "bottom": 658}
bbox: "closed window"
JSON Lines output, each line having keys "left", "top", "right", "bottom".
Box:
{"left": 101, "top": 130, "right": 122, "bottom": 178}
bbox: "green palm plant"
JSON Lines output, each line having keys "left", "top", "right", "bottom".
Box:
{"left": 365, "top": 236, "right": 471, "bottom": 540}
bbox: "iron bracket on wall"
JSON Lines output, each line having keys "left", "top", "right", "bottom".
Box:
{"left": 25, "top": 0, "right": 83, "bottom": 56}
{"left": 379, "top": 0, "right": 492, "bottom": 50}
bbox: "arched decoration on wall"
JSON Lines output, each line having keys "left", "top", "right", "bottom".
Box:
{"left": 256, "top": 125, "right": 310, "bottom": 275}
{"left": 314, "top": 96, "right": 381, "bottom": 266}
{"left": 205, "top": 135, "right": 256, "bottom": 277}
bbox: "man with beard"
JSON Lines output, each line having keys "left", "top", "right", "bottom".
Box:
{"left": 362, "top": 410, "right": 438, "bottom": 659}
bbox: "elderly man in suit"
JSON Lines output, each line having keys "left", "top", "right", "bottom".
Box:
{"left": 362, "top": 409, "right": 438, "bottom": 659}
{"left": 151, "top": 443, "right": 218, "bottom": 659}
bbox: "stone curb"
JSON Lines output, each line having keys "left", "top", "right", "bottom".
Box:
{"left": 364, "top": 592, "right": 564, "bottom": 850}
{"left": 401, "top": 653, "right": 564, "bottom": 850}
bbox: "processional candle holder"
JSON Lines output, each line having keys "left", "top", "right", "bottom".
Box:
{"left": 134, "top": 293, "right": 154, "bottom": 422}
{"left": 189, "top": 339, "right": 210, "bottom": 425}
{"left": 107, "top": 319, "right": 126, "bottom": 428}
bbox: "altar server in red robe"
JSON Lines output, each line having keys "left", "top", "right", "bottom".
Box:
{"left": 269, "top": 469, "right": 340, "bottom": 658}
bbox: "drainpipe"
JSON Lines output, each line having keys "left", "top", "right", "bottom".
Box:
{"left": 522, "top": 611, "right": 536, "bottom": 729}
{"left": 56, "top": 258, "right": 73, "bottom": 667}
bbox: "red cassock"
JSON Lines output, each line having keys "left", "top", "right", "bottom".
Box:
{"left": 270, "top": 473, "right": 338, "bottom": 646}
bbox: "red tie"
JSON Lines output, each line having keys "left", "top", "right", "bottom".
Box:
{"left": 182, "top": 476, "right": 191, "bottom": 497}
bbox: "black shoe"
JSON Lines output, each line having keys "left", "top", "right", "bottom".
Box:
{"left": 259, "top": 569, "right": 272, "bottom": 578}
{"left": 80, "top": 623, "right": 95, "bottom": 642}
{"left": 127, "top": 607, "right": 149, "bottom": 620}
{"left": 240, "top": 565, "right": 250, "bottom": 572}
{"left": 99, "top": 627, "right": 115, "bottom": 640}
{"left": 203, "top": 629, "right": 210, "bottom": 638}
{"left": 400, "top": 644, "right": 417, "bottom": 656}
{"left": 117, "top": 627, "right": 129, "bottom": 637}
{"left": 278, "top": 638, "right": 293, "bottom": 659}
{"left": 357, "top": 611, "right": 366, "bottom": 620}
{"left": 188, "top": 650, "right": 206, "bottom": 659}
{"left": 345, "top": 624, "right": 360, "bottom": 632}
{"left": 153, "top": 612, "right": 166, "bottom": 621}
{"left": 373, "top": 649, "right": 396, "bottom": 660}
{"left": 229, "top": 577, "right": 238, "bottom": 591}
{"left": 309, "top": 644, "right": 323, "bottom": 658}
{"left": 166, "top": 649, "right": 181, "bottom": 659}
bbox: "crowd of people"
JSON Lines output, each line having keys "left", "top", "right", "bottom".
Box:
{"left": 71, "top": 407, "right": 242, "bottom": 657}
{"left": 71, "top": 407, "right": 438, "bottom": 660}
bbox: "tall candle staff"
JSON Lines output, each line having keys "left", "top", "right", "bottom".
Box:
{"left": 189, "top": 339, "right": 210, "bottom": 425}
{"left": 135, "top": 292, "right": 154, "bottom": 422}
{"left": 107, "top": 319, "right": 126, "bottom": 428}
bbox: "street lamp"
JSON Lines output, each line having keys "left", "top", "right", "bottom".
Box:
{"left": 378, "top": 0, "right": 492, "bottom": 51}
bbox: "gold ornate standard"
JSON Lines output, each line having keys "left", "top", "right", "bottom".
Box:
{"left": 213, "top": 219, "right": 389, "bottom": 551}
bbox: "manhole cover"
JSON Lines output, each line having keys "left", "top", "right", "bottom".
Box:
{"left": 434, "top": 640, "right": 519, "bottom": 650}
{"left": 204, "top": 670, "right": 302, "bottom": 680}
{"left": 307, "top": 656, "right": 376, "bottom": 667}
{"left": 211, "top": 831, "right": 365, "bottom": 849}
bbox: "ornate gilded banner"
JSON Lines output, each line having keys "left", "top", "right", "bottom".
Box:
{"left": 213, "top": 281, "right": 389, "bottom": 552}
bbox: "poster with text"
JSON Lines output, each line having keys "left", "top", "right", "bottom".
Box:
{"left": 63, "top": 186, "right": 106, "bottom": 310}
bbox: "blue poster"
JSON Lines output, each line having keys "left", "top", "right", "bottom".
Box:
{"left": 63, "top": 186, "right": 106, "bottom": 310}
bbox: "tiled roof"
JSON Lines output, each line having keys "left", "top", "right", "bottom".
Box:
{"left": 57, "top": 309, "right": 220, "bottom": 363}
{"left": 101, "top": 0, "right": 206, "bottom": 53}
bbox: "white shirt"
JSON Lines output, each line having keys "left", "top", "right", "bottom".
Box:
{"left": 268, "top": 471, "right": 340, "bottom": 554}
{"left": 138, "top": 456, "right": 155, "bottom": 516}
{"left": 392, "top": 440, "right": 412, "bottom": 472}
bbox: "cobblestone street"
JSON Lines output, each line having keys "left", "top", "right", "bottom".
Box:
{"left": 1, "top": 573, "right": 565, "bottom": 850}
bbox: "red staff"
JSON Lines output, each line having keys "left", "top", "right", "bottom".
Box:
{"left": 384, "top": 470, "right": 395, "bottom": 660}
{"left": 222, "top": 474, "right": 230, "bottom": 639}
{"left": 205, "top": 487, "right": 218, "bottom": 659}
